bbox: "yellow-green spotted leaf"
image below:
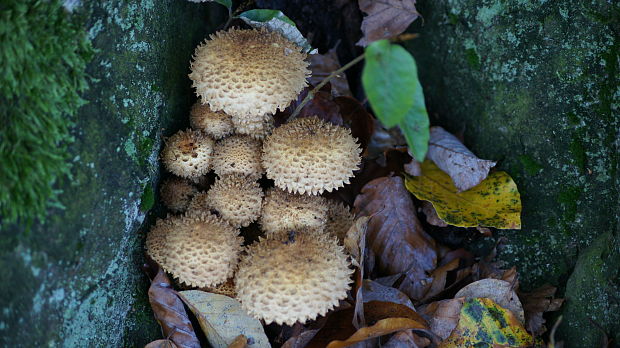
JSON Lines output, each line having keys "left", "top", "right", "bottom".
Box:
{"left": 405, "top": 160, "right": 521, "bottom": 229}
{"left": 439, "top": 298, "right": 534, "bottom": 348}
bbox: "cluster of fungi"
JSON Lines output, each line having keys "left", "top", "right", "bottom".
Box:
{"left": 147, "top": 27, "right": 363, "bottom": 325}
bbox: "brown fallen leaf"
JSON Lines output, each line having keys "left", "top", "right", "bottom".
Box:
{"left": 454, "top": 278, "right": 525, "bottom": 323}
{"left": 281, "top": 328, "right": 323, "bottom": 348}
{"left": 335, "top": 96, "right": 375, "bottom": 153}
{"left": 520, "top": 284, "right": 564, "bottom": 335}
{"left": 227, "top": 335, "right": 247, "bottom": 348}
{"left": 309, "top": 46, "right": 352, "bottom": 97}
{"left": 326, "top": 317, "right": 429, "bottom": 348}
{"left": 145, "top": 339, "right": 178, "bottom": 348}
{"left": 361, "top": 280, "right": 416, "bottom": 311}
{"left": 421, "top": 201, "right": 448, "bottom": 227}
{"left": 427, "top": 126, "right": 496, "bottom": 192}
{"left": 357, "top": 0, "right": 420, "bottom": 46}
{"left": 384, "top": 330, "right": 429, "bottom": 348}
{"left": 354, "top": 176, "right": 437, "bottom": 301}
{"left": 421, "top": 258, "right": 460, "bottom": 302}
{"left": 419, "top": 298, "right": 465, "bottom": 340}
{"left": 148, "top": 268, "right": 200, "bottom": 348}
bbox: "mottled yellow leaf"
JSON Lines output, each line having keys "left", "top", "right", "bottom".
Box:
{"left": 405, "top": 160, "right": 521, "bottom": 229}
{"left": 439, "top": 298, "right": 534, "bottom": 348}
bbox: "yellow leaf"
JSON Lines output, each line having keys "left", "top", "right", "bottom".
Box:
{"left": 405, "top": 160, "right": 521, "bottom": 229}
{"left": 439, "top": 298, "right": 534, "bottom": 348}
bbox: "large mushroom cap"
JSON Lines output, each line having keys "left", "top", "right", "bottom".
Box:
{"left": 162, "top": 129, "right": 214, "bottom": 179}
{"left": 205, "top": 175, "right": 264, "bottom": 228}
{"left": 189, "top": 28, "right": 310, "bottom": 119}
{"left": 260, "top": 187, "right": 328, "bottom": 234}
{"left": 211, "top": 135, "right": 263, "bottom": 179}
{"left": 190, "top": 101, "right": 234, "bottom": 140}
{"left": 160, "top": 177, "right": 198, "bottom": 213}
{"left": 262, "top": 116, "right": 362, "bottom": 195}
{"left": 145, "top": 213, "right": 242, "bottom": 288}
{"left": 325, "top": 200, "right": 355, "bottom": 243}
{"left": 235, "top": 230, "right": 352, "bottom": 325}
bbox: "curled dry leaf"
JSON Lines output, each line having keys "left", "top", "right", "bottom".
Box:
{"left": 357, "top": 0, "right": 420, "bottom": 46}
{"left": 454, "top": 278, "right": 525, "bottom": 323}
{"left": 178, "top": 290, "right": 269, "bottom": 348}
{"left": 383, "top": 330, "right": 430, "bottom": 348}
{"left": 227, "top": 335, "right": 248, "bottom": 348}
{"left": 145, "top": 339, "right": 178, "bottom": 348}
{"left": 147, "top": 268, "right": 200, "bottom": 348}
{"left": 361, "top": 280, "right": 416, "bottom": 312}
{"left": 354, "top": 176, "right": 437, "bottom": 301}
{"left": 427, "top": 127, "right": 496, "bottom": 192}
{"left": 439, "top": 298, "right": 534, "bottom": 348}
{"left": 344, "top": 216, "right": 370, "bottom": 267}
{"left": 421, "top": 201, "right": 447, "bottom": 227}
{"left": 419, "top": 298, "right": 465, "bottom": 340}
{"left": 308, "top": 46, "right": 352, "bottom": 97}
{"left": 421, "top": 258, "right": 460, "bottom": 302}
{"left": 520, "top": 284, "right": 564, "bottom": 335}
{"left": 326, "top": 317, "right": 429, "bottom": 348}
{"left": 405, "top": 160, "right": 522, "bottom": 229}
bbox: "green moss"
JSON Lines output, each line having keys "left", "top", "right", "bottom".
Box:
{"left": 465, "top": 48, "right": 481, "bottom": 69}
{"left": 139, "top": 183, "right": 154, "bottom": 212}
{"left": 568, "top": 135, "right": 587, "bottom": 172}
{"left": 0, "top": 0, "right": 93, "bottom": 224}
{"left": 517, "top": 155, "right": 543, "bottom": 175}
{"left": 556, "top": 185, "right": 581, "bottom": 221}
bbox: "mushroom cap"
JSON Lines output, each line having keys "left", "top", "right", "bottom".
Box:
{"left": 205, "top": 175, "right": 264, "bottom": 228}
{"left": 235, "top": 230, "right": 353, "bottom": 325}
{"left": 162, "top": 129, "right": 214, "bottom": 178}
{"left": 262, "top": 116, "right": 362, "bottom": 195}
{"left": 259, "top": 187, "right": 328, "bottom": 234}
{"left": 202, "top": 278, "right": 237, "bottom": 298}
{"left": 232, "top": 113, "right": 275, "bottom": 140}
{"left": 187, "top": 191, "right": 210, "bottom": 215}
{"left": 189, "top": 28, "right": 310, "bottom": 119}
{"left": 190, "top": 101, "right": 234, "bottom": 140}
{"left": 160, "top": 177, "right": 198, "bottom": 213}
{"left": 212, "top": 135, "right": 263, "bottom": 179}
{"left": 145, "top": 213, "right": 243, "bottom": 288}
{"left": 325, "top": 200, "right": 355, "bottom": 243}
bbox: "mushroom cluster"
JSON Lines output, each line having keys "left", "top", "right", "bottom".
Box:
{"left": 146, "top": 27, "right": 362, "bottom": 326}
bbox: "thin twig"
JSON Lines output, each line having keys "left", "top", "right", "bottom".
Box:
{"left": 288, "top": 53, "right": 365, "bottom": 122}
{"left": 222, "top": 5, "right": 233, "bottom": 30}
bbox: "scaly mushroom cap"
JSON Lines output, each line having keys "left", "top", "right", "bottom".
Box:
{"left": 212, "top": 135, "right": 263, "bottom": 179}
{"left": 325, "top": 200, "right": 355, "bottom": 243}
{"left": 190, "top": 101, "right": 234, "bottom": 140}
{"left": 235, "top": 230, "right": 353, "bottom": 325}
{"left": 262, "top": 116, "right": 362, "bottom": 195}
{"left": 187, "top": 191, "right": 210, "bottom": 215}
{"left": 205, "top": 175, "right": 264, "bottom": 228}
{"left": 189, "top": 28, "right": 310, "bottom": 119}
{"left": 260, "top": 187, "right": 328, "bottom": 234}
{"left": 202, "top": 278, "right": 237, "bottom": 298}
{"left": 145, "top": 213, "right": 242, "bottom": 288}
{"left": 162, "top": 129, "right": 214, "bottom": 178}
{"left": 160, "top": 177, "right": 198, "bottom": 213}
{"left": 232, "top": 113, "right": 275, "bottom": 140}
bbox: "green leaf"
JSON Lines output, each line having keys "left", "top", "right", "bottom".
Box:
{"left": 399, "top": 78, "right": 429, "bottom": 161}
{"left": 213, "top": 0, "right": 232, "bottom": 9}
{"left": 237, "top": 9, "right": 316, "bottom": 53}
{"left": 362, "top": 40, "right": 417, "bottom": 128}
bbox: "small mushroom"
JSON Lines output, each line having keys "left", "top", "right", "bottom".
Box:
{"left": 262, "top": 116, "right": 362, "bottom": 195}
{"left": 259, "top": 187, "right": 328, "bottom": 234}
{"left": 235, "top": 230, "right": 352, "bottom": 325}
{"left": 203, "top": 175, "right": 264, "bottom": 228}
{"left": 325, "top": 200, "right": 355, "bottom": 243}
{"left": 159, "top": 177, "right": 198, "bottom": 213}
{"left": 161, "top": 129, "right": 214, "bottom": 179}
{"left": 189, "top": 101, "right": 234, "bottom": 140}
{"left": 145, "top": 213, "right": 242, "bottom": 288}
{"left": 211, "top": 135, "right": 263, "bottom": 179}
{"left": 232, "top": 113, "right": 275, "bottom": 140}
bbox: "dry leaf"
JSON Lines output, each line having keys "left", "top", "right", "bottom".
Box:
{"left": 520, "top": 284, "right": 564, "bottom": 335}
{"left": 421, "top": 258, "right": 460, "bottom": 301}
{"left": 178, "top": 290, "right": 269, "bottom": 348}
{"left": 309, "top": 46, "right": 352, "bottom": 97}
{"left": 454, "top": 278, "right": 525, "bottom": 323}
{"left": 405, "top": 160, "right": 522, "bottom": 229}
{"left": 282, "top": 328, "right": 322, "bottom": 348}
{"left": 439, "top": 298, "right": 534, "bottom": 348}
{"left": 326, "top": 317, "right": 429, "bottom": 348}
{"left": 354, "top": 176, "right": 437, "bottom": 301}
{"left": 357, "top": 0, "right": 420, "bottom": 46}
{"left": 344, "top": 216, "right": 370, "bottom": 267}
{"left": 145, "top": 340, "right": 179, "bottom": 348}
{"left": 383, "top": 330, "right": 429, "bottom": 348}
{"left": 148, "top": 268, "right": 200, "bottom": 348}
{"left": 427, "top": 127, "right": 496, "bottom": 192}
{"left": 335, "top": 96, "right": 375, "bottom": 153}
{"left": 421, "top": 201, "right": 447, "bottom": 227}
{"left": 419, "top": 298, "right": 464, "bottom": 340}
{"left": 227, "top": 335, "right": 247, "bottom": 348}
{"left": 362, "top": 280, "right": 416, "bottom": 311}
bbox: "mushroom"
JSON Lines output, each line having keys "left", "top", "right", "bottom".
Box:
{"left": 204, "top": 175, "right": 264, "bottom": 228}
{"left": 189, "top": 101, "right": 234, "bottom": 140}
{"left": 161, "top": 129, "right": 214, "bottom": 179}
{"left": 160, "top": 177, "right": 198, "bottom": 213}
{"left": 211, "top": 135, "right": 263, "bottom": 179}
{"left": 189, "top": 28, "right": 310, "bottom": 120}
{"left": 187, "top": 191, "right": 209, "bottom": 215}
{"left": 262, "top": 116, "right": 362, "bottom": 195}
{"left": 235, "top": 230, "right": 352, "bottom": 325}
{"left": 259, "top": 187, "right": 328, "bottom": 234}
{"left": 145, "top": 213, "right": 242, "bottom": 288}
{"left": 325, "top": 200, "right": 355, "bottom": 243}
{"left": 232, "top": 113, "right": 275, "bottom": 140}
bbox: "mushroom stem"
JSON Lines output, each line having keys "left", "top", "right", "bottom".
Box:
{"left": 288, "top": 53, "right": 366, "bottom": 122}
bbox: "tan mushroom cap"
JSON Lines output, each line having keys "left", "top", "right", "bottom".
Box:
{"left": 190, "top": 101, "right": 234, "bottom": 140}
{"left": 262, "top": 116, "right": 362, "bottom": 195}
{"left": 160, "top": 177, "right": 198, "bottom": 213}
{"left": 189, "top": 28, "right": 310, "bottom": 119}
{"left": 162, "top": 129, "right": 214, "bottom": 179}
{"left": 145, "top": 213, "right": 242, "bottom": 288}
{"left": 205, "top": 175, "right": 264, "bottom": 228}
{"left": 325, "top": 200, "right": 355, "bottom": 243}
{"left": 259, "top": 187, "right": 328, "bottom": 234}
{"left": 232, "top": 113, "right": 275, "bottom": 140}
{"left": 235, "top": 230, "right": 352, "bottom": 325}
{"left": 211, "top": 135, "right": 263, "bottom": 179}
{"left": 202, "top": 277, "right": 237, "bottom": 298}
{"left": 187, "top": 191, "right": 209, "bottom": 215}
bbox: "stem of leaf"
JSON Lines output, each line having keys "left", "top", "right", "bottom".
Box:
{"left": 223, "top": 6, "right": 233, "bottom": 29}
{"left": 288, "top": 53, "right": 365, "bottom": 122}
